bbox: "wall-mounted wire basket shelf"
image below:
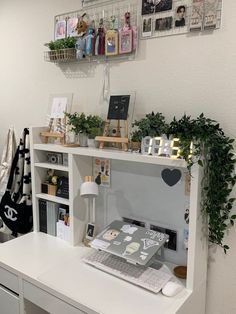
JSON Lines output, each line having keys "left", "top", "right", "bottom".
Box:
{"left": 44, "top": 48, "right": 77, "bottom": 62}
{"left": 44, "top": 49, "right": 136, "bottom": 64}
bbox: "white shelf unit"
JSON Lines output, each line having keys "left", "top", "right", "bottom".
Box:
{"left": 34, "top": 162, "right": 69, "bottom": 172}
{"left": 35, "top": 193, "right": 70, "bottom": 206}
{"left": 30, "top": 126, "right": 208, "bottom": 314}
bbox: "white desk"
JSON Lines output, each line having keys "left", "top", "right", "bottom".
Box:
{"left": 0, "top": 232, "right": 192, "bottom": 314}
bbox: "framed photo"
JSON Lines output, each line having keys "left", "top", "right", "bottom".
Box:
{"left": 142, "top": 17, "right": 153, "bottom": 37}
{"left": 175, "top": 5, "right": 187, "bottom": 27}
{"left": 119, "top": 30, "right": 132, "bottom": 54}
{"left": 105, "top": 31, "right": 118, "bottom": 56}
{"left": 190, "top": 0, "right": 204, "bottom": 31}
{"left": 142, "top": 0, "right": 155, "bottom": 15}
{"left": 142, "top": 0, "right": 173, "bottom": 15}
{"left": 204, "top": 0, "right": 219, "bottom": 30}
{"left": 46, "top": 93, "right": 73, "bottom": 133}
{"left": 155, "top": 0, "right": 173, "bottom": 13}
{"left": 55, "top": 19, "right": 66, "bottom": 40}
{"left": 67, "top": 17, "right": 78, "bottom": 37}
{"left": 85, "top": 223, "right": 96, "bottom": 240}
{"left": 50, "top": 97, "right": 67, "bottom": 119}
{"left": 107, "top": 95, "right": 130, "bottom": 120}
{"left": 155, "top": 17, "right": 173, "bottom": 31}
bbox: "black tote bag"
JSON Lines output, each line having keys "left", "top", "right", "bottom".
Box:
{"left": 0, "top": 129, "right": 33, "bottom": 234}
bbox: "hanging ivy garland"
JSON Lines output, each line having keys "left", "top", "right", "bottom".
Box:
{"left": 133, "top": 113, "right": 236, "bottom": 253}
{"left": 168, "top": 113, "right": 236, "bottom": 253}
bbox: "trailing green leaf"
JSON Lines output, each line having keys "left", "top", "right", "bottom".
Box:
{"left": 168, "top": 113, "right": 236, "bottom": 252}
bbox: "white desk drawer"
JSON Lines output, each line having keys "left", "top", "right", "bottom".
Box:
{"left": 0, "top": 266, "right": 19, "bottom": 293}
{"left": 23, "top": 281, "right": 86, "bottom": 314}
{"left": 0, "top": 285, "right": 20, "bottom": 314}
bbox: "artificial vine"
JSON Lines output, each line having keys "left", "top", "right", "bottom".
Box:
{"left": 133, "top": 112, "right": 236, "bottom": 252}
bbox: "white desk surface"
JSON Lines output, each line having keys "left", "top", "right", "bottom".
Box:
{"left": 0, "top": 232, "right": 191, "bottom": 314}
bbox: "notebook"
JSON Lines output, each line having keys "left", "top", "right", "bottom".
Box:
{"left": 90, "top": 220, "right": 169, "bottom": 266}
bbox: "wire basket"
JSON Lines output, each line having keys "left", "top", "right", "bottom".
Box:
{"left": 44, "top": 48, "right": 77, "bottom": 63}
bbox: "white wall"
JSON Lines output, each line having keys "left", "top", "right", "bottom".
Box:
{"left": 0, "top": 0, "right": 235, "bottom": 313}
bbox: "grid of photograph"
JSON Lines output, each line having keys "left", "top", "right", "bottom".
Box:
{"left": 141, "top": 0, "right": 222, "bottom": 39}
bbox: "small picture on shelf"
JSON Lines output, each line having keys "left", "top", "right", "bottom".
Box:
{"left": 55, "top": 19, "right": 66, "bottom": 40}
{"left": 50, "top": 97, "right": 67, "bottom": 119}
{"left": 67, "top": 17, "right": 79, "bottom": 37}
{"left": 85, "top": 223, "right": 96, "bottom": 240}
{"left": 142, "top": 17, "right": 153, "bottom": 37}
{"left": 107, "top": 95, "right": 130, "bottom": 121}
{"left": 175, "top": 5, "right": 186, "bottom": 27}
{"left": 46, "top": 93, "right": 73, "bottom": 135}
{"left": 155, "top": 17, "right": 173, "bottom": 31}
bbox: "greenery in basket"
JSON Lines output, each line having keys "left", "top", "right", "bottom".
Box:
{"left": 131, "top": 112, "right": 168, "bottom": 142}
{"left": 65, "top": 112, "right": 104, "bottom": 137}
{"left": 45, "top": 37, "right": 77, "bottom": 51}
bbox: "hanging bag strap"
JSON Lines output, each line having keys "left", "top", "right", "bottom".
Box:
{"left": 6, "top": 146, "right": 19, "bottom": 192}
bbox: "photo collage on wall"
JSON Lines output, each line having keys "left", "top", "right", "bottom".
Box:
{"left": 141, "top": 0, "right": 222, "bottom": 39}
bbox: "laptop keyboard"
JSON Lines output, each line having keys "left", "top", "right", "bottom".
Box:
{"left": 84, "top": 250, "right": 172, "bottom": 293}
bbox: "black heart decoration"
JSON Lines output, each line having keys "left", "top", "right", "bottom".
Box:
{"left": 161, "top": 168, "right": 182, "bottom": 187}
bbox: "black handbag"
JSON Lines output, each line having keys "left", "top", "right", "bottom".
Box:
{"left": 0, "top": 129, "right": 33, "bottom": 234}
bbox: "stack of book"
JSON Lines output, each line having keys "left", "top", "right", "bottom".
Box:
{"left": 39, "top": 199, "right": 68, "bottom": 237}
{"left": 38, "top": 199, "right": 58, "bottom": 236}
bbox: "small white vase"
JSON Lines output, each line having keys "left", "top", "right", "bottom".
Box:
{"left": 65, "top": 132, "right": 79, "bottom": 145}
{"left": 88, "top": 139, "right": 96, "bottom": 147}
{"left": 79, "top": 133, "right": 88, "bottom": 147}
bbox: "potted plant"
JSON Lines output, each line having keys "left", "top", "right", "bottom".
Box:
{"left": 65, "top": 112, "right": 90, "bottom": 147}
{"left": 45, "top": 37, "right": 77, "bottom": 61}
{"left": 86, "top": 115, "right": 104, "bottom": 147}
{"left": 130, "top": 112, "right": 168, "bottom": 150}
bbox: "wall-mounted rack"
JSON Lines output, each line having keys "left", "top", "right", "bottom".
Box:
{"left": 44, "top": 0, "right": 139, "bottom": 64}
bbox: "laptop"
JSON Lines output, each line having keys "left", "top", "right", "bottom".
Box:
{"left": 90, "top": 220, "right": 169, "bottom": 266}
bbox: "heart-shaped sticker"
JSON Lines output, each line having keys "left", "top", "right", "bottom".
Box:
{"left": 161, "top": 168, "right": 182, "bottom": 187}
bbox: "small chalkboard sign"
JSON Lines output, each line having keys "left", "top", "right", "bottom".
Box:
{"left": 107, "top": 95, "right": 130, "bottom": 120}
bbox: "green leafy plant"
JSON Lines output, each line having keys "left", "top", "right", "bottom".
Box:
{"left": 86, "top": 115, "right": 104, "bottom": 139}
{"left": 65, "top": 112, "right": 90, "bottom": 135}
{"left": 131, "top": 112, "right": 168, "bottom": 142}
{"left": 168, "top": 113, "right": 236, "bottom": 253}
{"left": 65, "top": 112, "right": 104, "bottom": 137}
{"left": 45, "top": 37, "right": 77, "bottom": 51}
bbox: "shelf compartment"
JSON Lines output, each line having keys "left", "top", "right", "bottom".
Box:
{"left": 34, "top": 144, "right": 187, "bottom": 168}
{"left": 36, "top": 193, "right": 69, "bottom": 206}
{"left": 34, "top": 162, "right": 69, "bottom": 172}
